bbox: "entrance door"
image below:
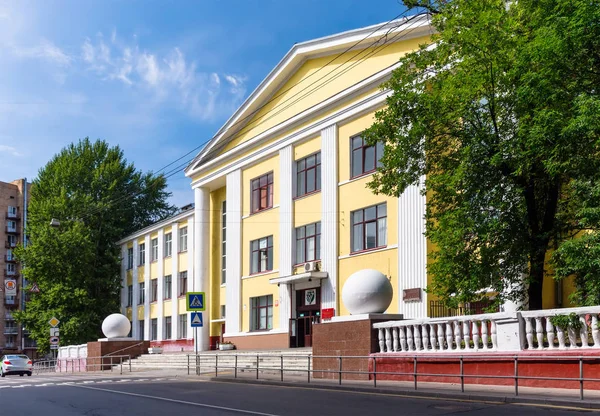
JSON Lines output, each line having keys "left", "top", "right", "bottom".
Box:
{"left": 289, "top": 288, "right": 321, "bottom": 348}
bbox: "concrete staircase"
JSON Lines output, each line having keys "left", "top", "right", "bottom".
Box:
{"left": 125, "top": 348, "right": 313, "bottom": 376}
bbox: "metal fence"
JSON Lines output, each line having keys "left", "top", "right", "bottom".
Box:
{"left": 185, "top": 353, "right": 600, "bottom": 401}
{"left": 33, "top": 355, "right": 132, "bottom": 375}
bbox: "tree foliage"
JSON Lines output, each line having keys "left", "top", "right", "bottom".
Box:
{"left": 15, "top": 138, "right": 176, "bottom": 352}
{"left": 364, "top": 0, "right": 600, "bottom": 310}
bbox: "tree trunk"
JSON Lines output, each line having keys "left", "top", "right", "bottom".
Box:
{"left": 527, "top": 247, "right": 546, "bottom": 310}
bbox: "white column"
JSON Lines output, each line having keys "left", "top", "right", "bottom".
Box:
{"left": 226, "top": 169, "right": 242, "bottom": 334}
{"left": 321, "top": 124, "right": 338, "bottom": 311}
{"left": 144, "top": 235, "right": 151, "bottom": 340}
{"left": 120, "top": 245, "right": 128, "bottom": 314}
{"left": 132, "top": 240, "right": 139, "bottom": 339}
{"left": 187, "top": 216, "right": 195, "bottom": 339}
{"left": 157, "top": 229, "right": 164, "bottom": 341}
{"left": 278, "top": 145, "right": 294, "bottom": 330}
{"left": 397, "top": 176, "right": 427, "bottom": 318}
{"left": 194, "top": 187, "right": 210, "bottom": 350}
{"left": 171, "top": 224, "right": 179, "bottom": 340}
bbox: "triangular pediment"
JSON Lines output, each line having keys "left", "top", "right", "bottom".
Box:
{"left": 185, "top": 14, "right": 432, "bottom": 178}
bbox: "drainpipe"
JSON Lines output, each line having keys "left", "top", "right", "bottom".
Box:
{"left": 20, "top": 178, "right": 27, "bottom": 352}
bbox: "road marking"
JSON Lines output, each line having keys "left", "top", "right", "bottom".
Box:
{"left": 70, "top": 385, "right": 282, "bottom": 416}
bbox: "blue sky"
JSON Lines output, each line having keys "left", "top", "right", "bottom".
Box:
{"left": 0, "top": 0, "right": 409, "bottom": 207}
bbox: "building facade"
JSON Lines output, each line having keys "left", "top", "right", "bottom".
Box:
{"left": 118, "top": 205, "right": 197, "bottom": 351}
{"left": 0, "top": 178, "right": 35, "bottom": 356}
{"left": 120, "top": 16, "right": 574, "bottom": 351}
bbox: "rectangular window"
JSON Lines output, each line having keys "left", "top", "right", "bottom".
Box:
{"left": 8, "top": 206, "right": 17, "bottom": 217}
{"left": 178, "top": 314, "right": 187, "bottom": 339}
{"left": 296, "top": 152, "right": 321, "bottom": 197}
{"left": 295, "top": 222, "right": 321, "bottom": 264}
{"left": 151, "top": 279, "right": 158, "bottom": 302}
{"left": 164, "top": 316, "right": 172, "bottom": 339}
{"left": 7, "top": 234, "right": 17, "bottom": 247}
{"left": 151, "top": 318, "right": 157, "bottom": 340}
{"left": 127, "top": 247, "right": 133, "bottom": 269}
{"left": 164, "top": 233, "right": 172, "bottom": 257}
{"left": 138, "top": 243, "right": 146, "bottom": 265}
{"left": 351, "top": 203, "right": 387, "bottom": 252}
{"left": 138, "top": 282, "right": 145, "bottom": 304}
{"left": 351, "top": 135, "right": 383, "bottom": 178}
{"left": 7, "top": 220, "right": 17, "bottom": 232}
{"left": 250, "top": 295, "right": 273, "bottom": 331}
{"left": 221, "top": 200, "right": 227, "bottom": 284}
{"left": 164, "top": 275, "right": 172, "bottom": 299}
{"left": 251, "top": 172, "right": 274, "bottom": 213}
{"left": 250, "top": 236, "right": 273, "bottom": 274}
{"left": 6, "top": 263, "right": 16, "bottom": 275}
{"left": 151, "top": 238, "right": 158, "bottom": 261}
{"left": 6, "top": 249, "right": 13, "bottom": 261}
{"left": 220, "top": 305, "right": 226, "bottom": 319}
{"left": 127, "top": 285, "right": 133, "bottom": 307}
{"left": 139, "top": 320, "right": 145, "bottom": 340}
{"left": 179, "top": 271, "right": 188, "bottom": 296}
{"left": 179, "top": 227, "right": 188, "bottom": 252}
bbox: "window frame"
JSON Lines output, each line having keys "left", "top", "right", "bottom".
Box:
{"left": 138, "top": 243, "right": 146, "bottom": 266}
{"left": 127, "top": 285, "right": 133, "bottom": 307}
{"left": 150, "top": 279, "right": 158, "bottom": 303}
{"left": 138, "top": 282, "right": 145, "bottom": 305}
{"left": 138, "top": 320, "right": 145, "bottom": 340}
{"left": 250, "top": 236, "right": 274, "bottom": 275}
{"left": 221, "top": 200, "right": 227, "bottom": 284}
{"left": 179, "top": 227, "right": 188, "bottom": 252}
{"left": 164, "top": 233, "right": 172, "bottom": 257}
{"left": 178, "top": 271, "right": 188, "bottom": 297}
{"left": 350, "top": 134, "right": 384, "bottom": 179}
{"left": 151, "top": 318, "right": 158, "bottom": 340}
{"left": 250, "top": 172, "right": 274, "bottom": 214}
{"left": 295, "top": 222, "right": 321, "bottom": 265}
{"left": 164, "top": 275, "right": 172, "bottom": 300}
{"left": 178, "top": 314, "right": 187, "bottom": 339}
{"left": 351, "top": 203, "right": 388, "bottom": 253}
{"left": 127, "top": 247, "right": 134, "bottom": 270}
{"left": 250, "top": 295, "right": 273, "bottom": 331}
{"left": 150, "top": 238, "right": 158, "bottom": 262}
{"left": 164, "top": 316, "right": 172, "bottom": 339}
{"left": 295, "top": 152, "right": 321, "bottom": 198}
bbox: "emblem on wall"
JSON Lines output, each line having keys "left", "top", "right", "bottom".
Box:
{"left": 305, "top": 289, "right": 316, "bottom": 306}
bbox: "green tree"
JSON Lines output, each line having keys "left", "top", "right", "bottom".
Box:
{"left": 363, "top": 0, "right": 600, "bottom": 310}
{"left": 15, "top": 138, "right": 176, "bottom": 352}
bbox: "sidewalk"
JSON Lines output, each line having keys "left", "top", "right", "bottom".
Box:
{"left": 200, "top": 370, "right": 600, "bottom": 410}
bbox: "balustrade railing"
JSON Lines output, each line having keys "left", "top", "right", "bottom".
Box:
{"left": 374, "top": 306, "right": 600, "bottom": 353}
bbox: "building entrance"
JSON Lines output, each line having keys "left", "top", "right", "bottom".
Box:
{"left": 289, "top": 287, "right": 321, "bottom": 348}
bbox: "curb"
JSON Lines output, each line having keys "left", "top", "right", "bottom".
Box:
{"left": 208, "top": 376, "right": 600, "bottom": 411}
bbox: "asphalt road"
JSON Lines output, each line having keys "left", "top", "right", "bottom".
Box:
{"left": 0, "top": 374, "right": 593, "bottom": 415}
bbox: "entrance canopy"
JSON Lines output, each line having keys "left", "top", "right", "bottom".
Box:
{"left": 269, "top": 271, "right": 328, "bottom": 285}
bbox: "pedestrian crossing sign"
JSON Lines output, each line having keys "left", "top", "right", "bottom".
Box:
{"left": 186, "top": 292, "right": 206, "bottom": 311}
{"left": 190, "top": 312, "right": 203, "bottom": 327}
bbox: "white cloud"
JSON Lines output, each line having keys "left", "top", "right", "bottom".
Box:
{"left": 0, "top": 144, "right": 22, "bottom": 157}
{"left": 12, "top": 39, "right": 72, "bottom": 67}
{"left": 81, "top": 33, "right": 246, "bottom": 121}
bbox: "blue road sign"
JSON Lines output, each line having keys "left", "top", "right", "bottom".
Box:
{"left": 187, "top": 292, "right": 205, "bottom": 311}
{"left": 190, "top": 312, "right": 203, "bottom": 327}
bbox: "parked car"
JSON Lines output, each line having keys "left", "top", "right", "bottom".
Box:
{"left": 1, "top": 354, "right": 33, "bottom": 377}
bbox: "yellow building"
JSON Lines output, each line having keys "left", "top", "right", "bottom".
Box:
{"left": 180, "top": 16, "right": 434, "bottom": 351}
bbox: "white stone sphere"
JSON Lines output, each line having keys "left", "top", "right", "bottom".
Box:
{"left": 102, "top": 314, "right": 131, "bottom": 338}
{"left": 342, "top": 269, "right": 393, "bottom": 314}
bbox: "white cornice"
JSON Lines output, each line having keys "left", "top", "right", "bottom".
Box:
{"left": 184, "top": 15, "right": 432, "bottom": 176}
{"left": 117, "top": 210, "right": 194, "bottom": 245}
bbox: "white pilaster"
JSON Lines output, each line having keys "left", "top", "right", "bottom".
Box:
{"left": 279, "top": 145, "right": 293, "bottom": 330}
{"left": 194, "top": 188, "right": 210, "bottom": 350}
{"left": 225, "top": 169, "right": 242, "bottom": 334}
{"left": 157, "top": 229, "right": 164, "bottom": 341}
{"left": 321, "top": 124, "right": 338, "bottom": 311}
{"left": 144, "top": 234, "right": 151, "bottom": 340}
{"left": 132, "top": 240, "right": 139, "bottom": 339}
{"left": 187, "top": 216, "right": 195, "bottom": 339}
{"left": 397, "top": 177, "right": 427, "bottom": 318}
{"left": 120, "top": 245, "right": 128, "bottom": 314}
{"left": 171, "top": 224, "right": 179, "bottom": 340}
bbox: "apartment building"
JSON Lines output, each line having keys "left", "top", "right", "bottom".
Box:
{"left": 0, "top": 178, "right": 35, "bottom": 356}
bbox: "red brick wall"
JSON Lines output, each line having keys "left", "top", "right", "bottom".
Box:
{"left": 87, "top": 340, "right": 150, "bottom": 370}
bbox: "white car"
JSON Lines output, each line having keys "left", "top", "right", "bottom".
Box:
{"left": 1, "top": 354, "right": 33, "bottom": 377}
